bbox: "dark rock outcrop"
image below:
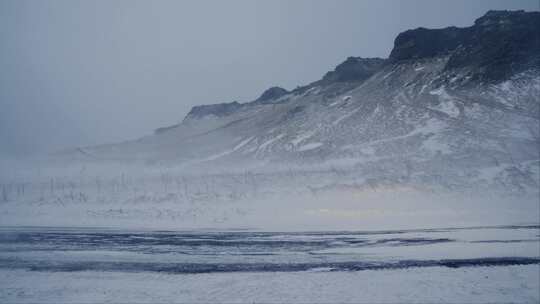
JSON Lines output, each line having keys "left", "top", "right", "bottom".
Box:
{"left": 446, "top": 10, "right": 540, "bottom": 81}
{"left": 255, "top": 86, "right": 289, "bottom": 104}
{"left": 390, "top": 10, "right": 540, "bottom": 81}
{"left": 184, "top": 101, "right": 242, "bottom": 120}
{"left": 179, "top": 10, "right": 538, "bottom": 124}
{"left": 154, "top": 124, "right": 179, "bottom": 135}
{"left": 321, "top": 57, "right": 387, "bottom": 83}
{"left": 389, "top": 27, "right": 463, "bottom": 61}
{"left": 292, "top": 57, "right": 387, "bottom": 95}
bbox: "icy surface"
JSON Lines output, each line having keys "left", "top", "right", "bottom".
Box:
{"left": 0, "top": 226, "right": 538, "bottom": 303}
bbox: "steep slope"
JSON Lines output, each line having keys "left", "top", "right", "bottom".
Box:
{"left": 61, "top": 10, "right": 540, "bottom": 192}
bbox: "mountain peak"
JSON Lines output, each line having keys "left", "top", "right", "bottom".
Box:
{"left": 184, "top": 101, "right": 242, "bottom": 121}
{"left": 475, "top": 9, "right": 529, "bottom": 26}
{"left": 389, "top": 10, "right": 540, "bottom": 81}
{"left": 255, "top": 86, "right": 289, "bottom": 104}
{"left": 168, "top": 10, "right": 538, "bottom": 127}
{"left": 320, "top": 57, "right": 387, "bottom": 84}
{"left": 63, "top": 10, "right": 540, "bottom": 196}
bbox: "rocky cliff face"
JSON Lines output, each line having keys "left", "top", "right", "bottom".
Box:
{"left": 179, "top": 11, "right": 538, "bottom": 123}
{"left": 179, "top": 57, "right": 387, "bottom": 121}
{"left": 66, "top": 10, "right": 540, "bottom": 193}
{"left": 390, "top": 10, "right": 540, "bottom": 82}
{"left": 183, "top": 101, "right": 242, "bottom": 120}
{"left": 319, "top": 57, "right": 387, "bottom": 84}
{"left": 254, "top": 87, "right": 289, "bottom": 104}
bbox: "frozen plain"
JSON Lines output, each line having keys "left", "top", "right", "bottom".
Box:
{"left": 1, "top": 162, "right": 539, "bottom": 303}
{"left": 0, "top": 224, "right": 539, "bottom": 303}
{"left": 1, "top": 265, "right": 539, "bottom": 303}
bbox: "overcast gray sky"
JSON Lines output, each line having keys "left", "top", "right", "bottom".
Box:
{"left": 1, "top": 0, "right": 538, "bottom": 156}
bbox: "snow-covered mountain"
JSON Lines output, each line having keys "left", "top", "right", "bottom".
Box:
{"left": 60, "top": 10, "right": 540, "bottom": 192}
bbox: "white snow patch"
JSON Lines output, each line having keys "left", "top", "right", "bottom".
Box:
{"left": 291, "top": 131, "right": 316, "bottom": 146}
{"left": 422, "top": 135, "right": 451, "bottom": 154}
{"left": 258, "top": 134, "right": 285, "bottom": 151}
{"left": 381, "top": 70, "right": 394, "bottom": 80}
{"left": 328, "top": 100, "right": 341, "bottom": 107}
{"left": 435, "top": 101, "right": 460, "bottom": 118}
{"left": 201, "top": 150, "right": 233, "bottom": 161}
{"left": 303, "top": 87, "right": 320, "bottom": 96}
{"left": 362, "top": 117, "right": 446, "bottom": 148}
{"left": 297, "top": 142, "right": 323, "bottom": 152}
{"left": 360, "top": 146, "right": 376, "bottom": 155}
{"left": 233, "top": 136, "right": 254, "bottom": 150}
{"left": 333, "top": 108, "right": 360, "bottom": 126}
{"left": 429, "top": 87, "right": 460, "bottom": 118}
{"left": 200, "top": 137, "right": 255, "bottom": 161}
{"left": 476, "top": 165, "right": 509, "bottom": 181}
{"left": 1, "top": 266, "right": 538, "bottom": 303}
{"left": 499, "top": 80, "right": 513, "bottom": 93}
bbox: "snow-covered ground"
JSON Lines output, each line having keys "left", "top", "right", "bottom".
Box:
{"left": 1, "top": 160, "right": 538, "bottom": 231}
{"left": 2, "top": 266, "right": 539, "bottom": 303}
{"left": 1, "top": 160, "right": 538, "bottom": 302}
{"left": 0, "top": 226, "right": 539, "bottom": 303}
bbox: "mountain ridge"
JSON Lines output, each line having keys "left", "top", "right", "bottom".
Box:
{"left": 58, "top": 10, "right": 540, "bottom": 193}
{"left": 167, "top": 10, "right": 539, "bottom": 128}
